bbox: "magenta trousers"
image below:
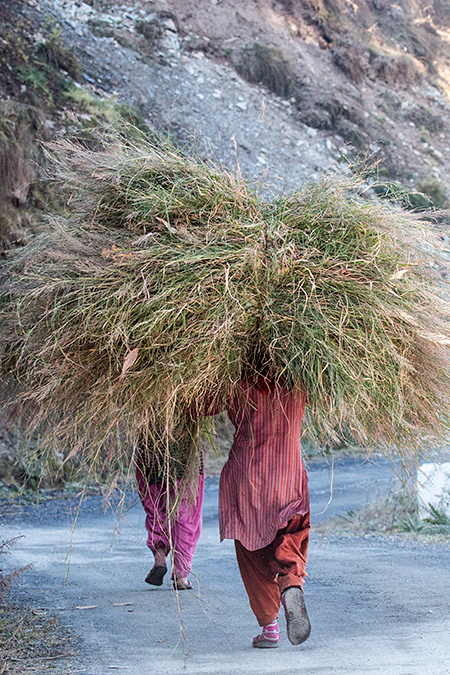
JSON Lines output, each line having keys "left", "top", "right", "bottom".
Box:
{"left": 135, "top": 467, "right": 205, "bottom": 579}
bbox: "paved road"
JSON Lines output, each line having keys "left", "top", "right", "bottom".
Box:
{"left": 3, "top": 456, "right": 450, "bottom": 674}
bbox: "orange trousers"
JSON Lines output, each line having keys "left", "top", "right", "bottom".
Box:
{"left": 234, "top": 511, "right": 310, "bottom": 626}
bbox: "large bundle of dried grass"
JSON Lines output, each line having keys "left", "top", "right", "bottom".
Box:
{"left": 1, "top": 128, "right": 450, "bottom": 482}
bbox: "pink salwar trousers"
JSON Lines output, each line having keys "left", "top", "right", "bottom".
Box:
{"left": 135, "top": 467, "right": 205, "bottom": 579}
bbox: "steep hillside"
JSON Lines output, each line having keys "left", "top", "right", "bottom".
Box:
{"left": 172, "top": 0, "right": 450, "bottom": 186}
{"left": 1, "top": 0, "right": 450, "bottom": 252}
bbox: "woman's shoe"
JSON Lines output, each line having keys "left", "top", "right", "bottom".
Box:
{"left": 252, "top": 633, "right": 280, "bottom": 649}
{"left": 281, "top": 587, "right": 311, "bottom": 645}
{"left": 252, "top": 619, "right": 280, "bottom": 648}
{"left": 172, "top": 578, "right": 193, "bottom": 590}
{"left": 145, "top": 564, "right": 167, "bottom": 586}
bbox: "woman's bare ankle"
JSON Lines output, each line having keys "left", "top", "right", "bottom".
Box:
{"left": 154, "top": 548, "right": 167, "bottom": 567}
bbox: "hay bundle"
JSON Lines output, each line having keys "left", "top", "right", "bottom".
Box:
{"left": 1, "top": 129, "right": 450, "bottom": 480}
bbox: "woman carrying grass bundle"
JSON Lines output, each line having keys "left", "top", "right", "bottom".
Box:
{"left": 135, "top": 427, "right": 204, "bottom": 591}
{"left": 201, "top": 372, "right": 311, "bottom": 648}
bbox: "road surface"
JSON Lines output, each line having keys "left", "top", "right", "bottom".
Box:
{"left": 2, "top": 455, "right": 450, "bottom": 674}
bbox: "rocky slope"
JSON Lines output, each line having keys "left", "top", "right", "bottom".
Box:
{"left": 36, "top": 0, "right": 450, "bottom": 189}
{"left": 1, "top": 0, "right": 450, "bottom": 247}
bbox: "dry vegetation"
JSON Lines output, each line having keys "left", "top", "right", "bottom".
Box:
{"left": 0, "top": 537, "right": 78, "bottom": 675}
{"left": 317, "top": 487, "right": 450, "bottom": 541}
{"left": 1, "top": 126, "right": 450, "bottom": 486}
{"left": 0, "top": 604, "right": 78, "bottom": 675}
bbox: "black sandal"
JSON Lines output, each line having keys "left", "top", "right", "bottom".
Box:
{"left": 172, "top": 579, "right": 193, "bottom": 590}
{"left": 145, "top": 564, "right": 167, "bottom": 586}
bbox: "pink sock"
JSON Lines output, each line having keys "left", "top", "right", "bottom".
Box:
{"left": 253, "top": 619, "right": 280, "bottom": 648}
{"left": 261, "top": 620, "right": 280, "bottom": 642}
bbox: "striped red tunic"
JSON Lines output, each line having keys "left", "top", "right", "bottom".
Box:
{"left": 219, "top": 380, "right": 309, "bottom": 551}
